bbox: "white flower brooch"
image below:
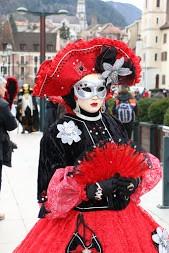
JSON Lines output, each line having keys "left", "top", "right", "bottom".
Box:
{"left": 57, "top": 120, "right": 82, "bottom": 145}
{"left": 152, "top": 227, "right": 169, "bottom": 253}
{"left": 101, "top": 57, "right": 132, "bottom": 85}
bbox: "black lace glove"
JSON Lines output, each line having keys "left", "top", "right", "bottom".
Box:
{"left": 86, "top": 176, "right": 141, "bottom": 211}
{"left": 86, "top": 175, "right": 131, "bottom": 201}
{"left": 116, "top": 177, "right": 141, "bottom": 196}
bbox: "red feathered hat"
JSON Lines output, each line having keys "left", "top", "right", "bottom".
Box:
{"left": 33, "top": 38, "right": 141, "bottom": 97}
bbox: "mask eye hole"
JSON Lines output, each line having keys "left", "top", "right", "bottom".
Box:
{"left": 97, "top": 86, "right": 105, "bottom": 92}
{"left": 82, "top": 87, "right": 92, "bottom": 92}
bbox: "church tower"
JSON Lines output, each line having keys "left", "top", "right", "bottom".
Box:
{"left": 76, "top": 0, "right": 88, "bottom": 31}
{"left": 141, "top": 0, "right": 167, "bottom": 89}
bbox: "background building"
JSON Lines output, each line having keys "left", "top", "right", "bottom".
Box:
{"left": 80, "top": 22, "right": 125, "bottom": 40}
{"left": 141, "top": 0, "right": 167, "bottom": 90}
{"left": 133, "top": 0, "right": 169, "bottom": 90}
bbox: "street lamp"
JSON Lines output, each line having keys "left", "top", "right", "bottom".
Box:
{"left": 16, "top": 7, "right": 69, "bottom": 132}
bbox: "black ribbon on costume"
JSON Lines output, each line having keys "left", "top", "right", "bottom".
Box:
{"left": 65, "top": 213, "right": 103, "bottom": 252}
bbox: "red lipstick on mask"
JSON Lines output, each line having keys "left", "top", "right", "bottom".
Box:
{"left": 90, "top": 102, "right": 98, "bottom": 107}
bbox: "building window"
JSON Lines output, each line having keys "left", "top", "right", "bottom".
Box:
{"left": 20, "top": 44, "right": 27, "bottom": 51}
{"left": 156, "top": 17, "right": 159, "bottom": 24}
{"left": 163, "top": 33, "right": 167, "bottom": 43}
{"left": 1, "top": 66, "right": 7, "bottom": 75}
{"left": 156, "top": 0, "right": 160, "bottom": 7}
{"left": 161, "top": 51, "right": 167, "bottom": 61}
{"left": 47, "top": 44, "right": 54, "bottom": 52}
{"left": 21, "top": 56, "right": 25, "bottom": 64}
{"left": 155, "top": 36, "right": 158, "bottom": 43}
{"left": 33, "top": 44, "right": 39, "bottom": 52}
{"left": 34, "top": 67, "right": 38, "bottom": 74}
{"left": 21, "top": 67, "right": 24, "bottom": 77}
{"left": 34, "top": 56, "right": 38, "bottom": 63}
{"left": 143, "top": 53, "right": 146, "bottom": 62}
{"left": 154, "top": 53, "right": 158, "bottom": 61}
{"left": 2, "top": 43, "right": 7, "bottom": 51}
{"left": 162, "top": 75, "right": 166, "bottom": 85}
{"left": 155, "top": 74, "right": 159, "bottom": 89}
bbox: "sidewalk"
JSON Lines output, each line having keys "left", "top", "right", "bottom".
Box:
{"left": 0, "top": 131, "right": 169, "bottom": 253}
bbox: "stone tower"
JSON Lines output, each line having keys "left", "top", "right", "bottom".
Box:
{"left": 141, "top": 0, "right": 167, "bottom": 89}
{"left": 76, "top": 0, "right": 88, "bottom": 31}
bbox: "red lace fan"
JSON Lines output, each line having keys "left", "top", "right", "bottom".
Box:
{"left": 74, "top": 143, "right": 148, "bottom": 185}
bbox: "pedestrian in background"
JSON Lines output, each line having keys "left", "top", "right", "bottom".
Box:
{"left": 113, "top": 86, "right": 137, "bottom": 139}
{"left": 17, "top": 84, "right": 39, "bottom": 133}
{"left": 44, "top": 96, "right": 65, "bottom": 131}
{"left": 0, "top": 76, "right": 17, "bottom": 220}
{"left": 4, "top": 76, "right": 19, "bottom": 149}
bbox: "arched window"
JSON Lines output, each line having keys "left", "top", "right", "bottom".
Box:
{"left": 156, "top": 0, "right": 160, "bottom": 7}
{"left": 161, "top": 51, "right": 167, "bottom": 61}
{"left": 155, "top": 74, "right": 159, "bottom": 89}
{"left": 162, "top": 75, "right": 166, "bottom": 85}
{"left": 163, "top": 33, "right": 167, "bottom": 43}
{"left": 154, "top": 53, "right": 158, "bottom": 61}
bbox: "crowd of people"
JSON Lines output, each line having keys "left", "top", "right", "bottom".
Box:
{"left": 0, "top": 37, "right": 169, "bottom": 253}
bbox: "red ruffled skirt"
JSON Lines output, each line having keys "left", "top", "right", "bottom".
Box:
{"left": 13, "top": 201, "right": 158, "bottom": 253}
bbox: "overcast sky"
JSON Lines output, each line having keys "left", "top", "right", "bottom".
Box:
{"left": 102, "top": 0, "right": 144, "bottom": 10}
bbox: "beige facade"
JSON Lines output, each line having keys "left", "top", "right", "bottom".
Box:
{"left": 0, "top": 25, "right": 58, "bottom": 86}
{"left": 125, "top": 20, "right": 141, "bottom": 49}
{"left": 125, "top": 0, "right": 169, "bottom": 90}
{"left": 160, "top": 29, "right": 169, "bottom": 89}
{"left": 138, "top": 0, "right": 169, "bottom": 89}
{"left": 0, "top": 49, "right": 56, "bottom": 86}
{"left": 80, "top": 23, "right": 124, "bottom": 41}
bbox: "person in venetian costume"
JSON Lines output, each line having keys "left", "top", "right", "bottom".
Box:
{"left": 13, "top": 38, "right": 169, "bottom": 253}
{"left": 17, "top": 83, "right": 39, "bottom": 133}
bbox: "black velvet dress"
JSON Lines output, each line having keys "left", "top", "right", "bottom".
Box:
{"left": 13, "top": 112, "right": 163, "bottom": 253}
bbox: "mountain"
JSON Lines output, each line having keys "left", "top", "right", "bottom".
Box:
{"left": 0, "top": 0, "right": 141, "bottom": 27}
{"left": 107, "top": 1, "right": 142, "bottom": 25}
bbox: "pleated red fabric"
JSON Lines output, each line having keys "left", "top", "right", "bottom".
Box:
{"left": 13, "top": 202, "right": 158, "bottom": 253}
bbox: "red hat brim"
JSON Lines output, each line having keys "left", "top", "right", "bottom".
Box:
{"left": 33, "top": 38, "right": 141, "bottom": 97}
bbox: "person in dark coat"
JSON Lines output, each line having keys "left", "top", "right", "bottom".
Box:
{"left": 4, "top": 76, "right": 19, "bottom": 149}
{"left": 0, "top": 76, "right": 17, "bottom": 220}
{"left": 44, "top": 96, "right": 65, "bottom": 131}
